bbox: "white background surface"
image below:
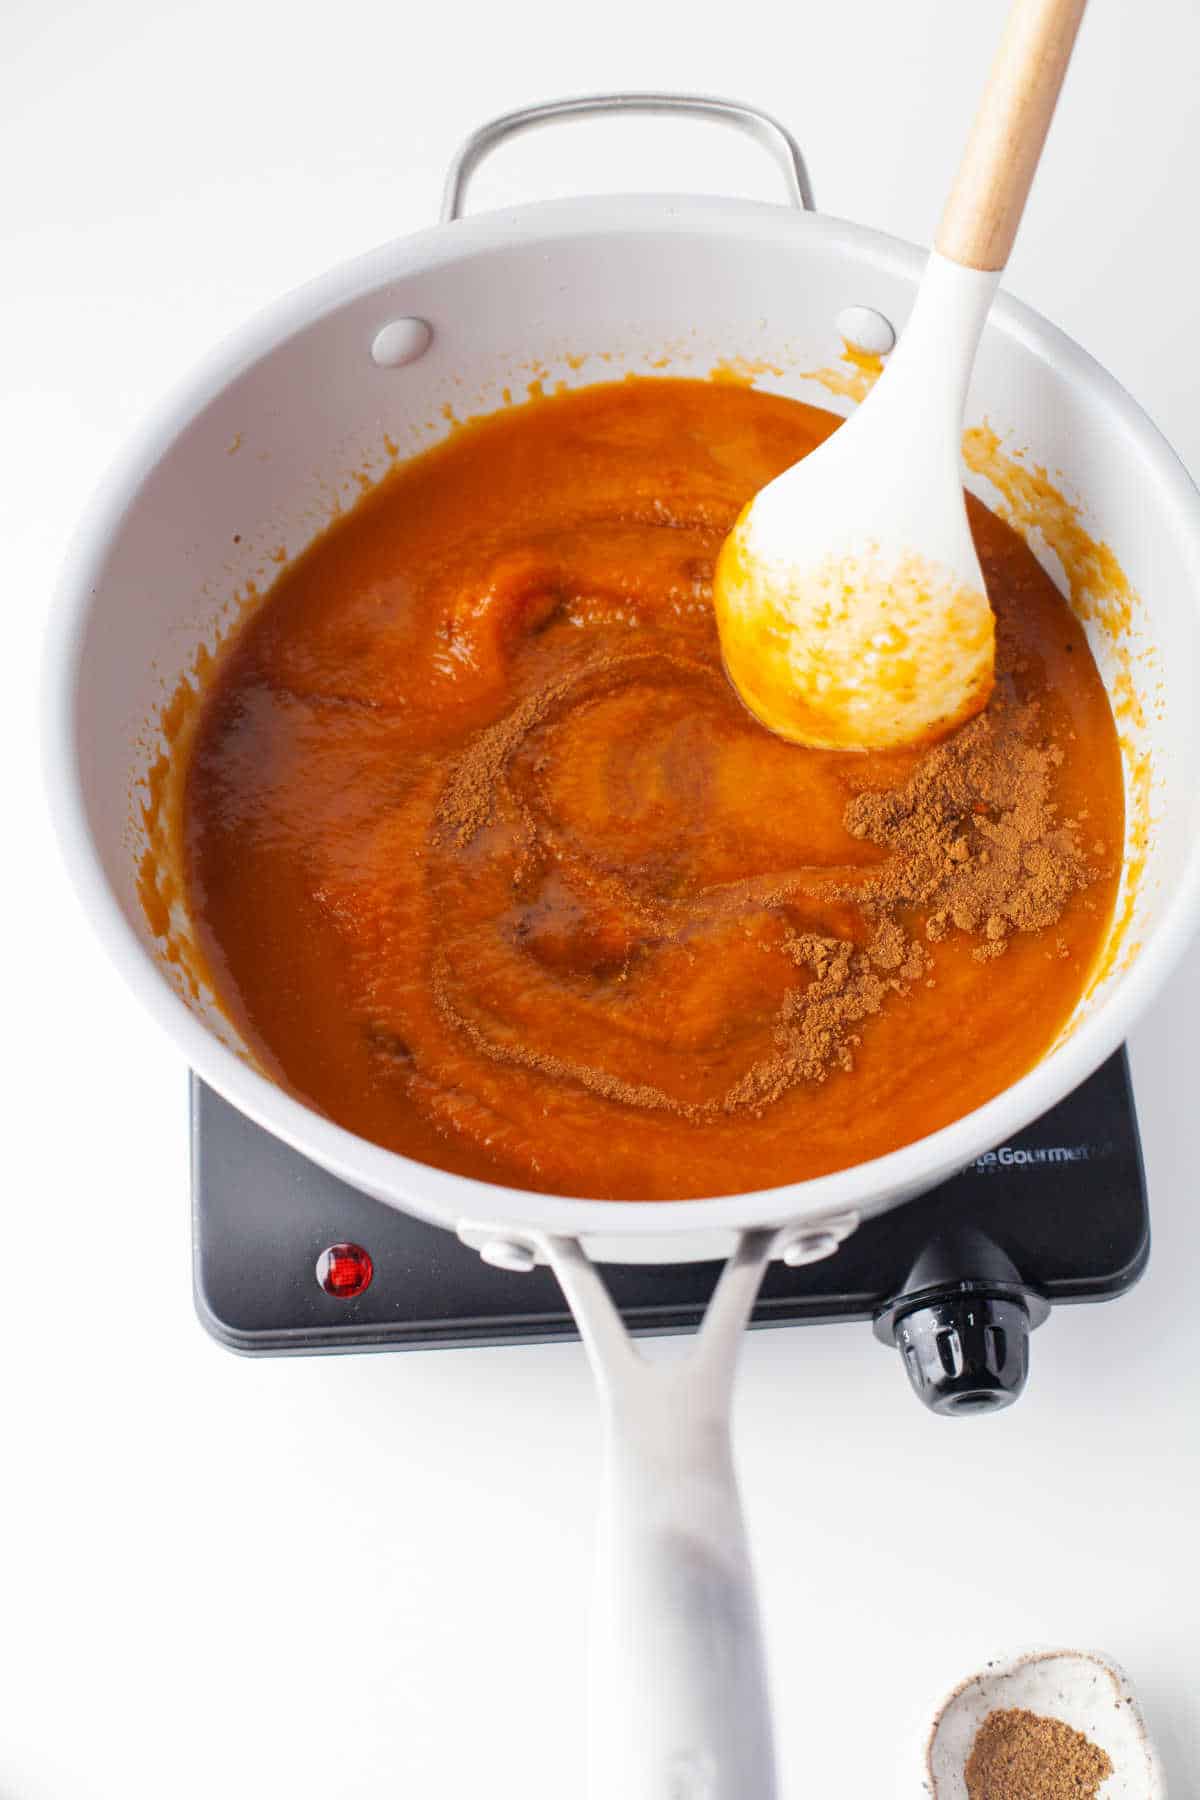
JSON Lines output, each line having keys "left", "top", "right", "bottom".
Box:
{"left": 4, "top": 0, "right": 1200, "bottom": 1794}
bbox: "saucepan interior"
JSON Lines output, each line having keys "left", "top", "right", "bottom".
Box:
{"left": 47, "top": 194, "right": 1200, "bottom": 1262}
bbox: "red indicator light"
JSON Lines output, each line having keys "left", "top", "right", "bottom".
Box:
{"left": 315, "top": 1242, "right": 374, "bottom": 1299}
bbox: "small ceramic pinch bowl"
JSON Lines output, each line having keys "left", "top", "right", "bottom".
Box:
{"left": 924, "top": 1648, "right": 1166, "bottom": 1797}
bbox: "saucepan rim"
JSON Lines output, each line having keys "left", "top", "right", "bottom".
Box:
{"left": 43, "top": 192, "right": 1200, "bottom": 1244}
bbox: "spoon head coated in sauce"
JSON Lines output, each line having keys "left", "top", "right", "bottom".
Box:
{"left": 713, "top": 508, "right": 996, "bottom": 752}
{"left": 714, "top": 255, "right": 1000, "bottom": 752}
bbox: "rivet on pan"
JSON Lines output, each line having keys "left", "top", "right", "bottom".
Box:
{"left": 371, "top": 317, "right": 434, "bottom": 369}
{"left": 781, "top": 1229, "right": 841, "bottom": 1268}
{"left": 835, "top": 305, "right": 896, "bottom": 356}
{"left": 479, "top": 1236, "right": 538, "bottom": 1273}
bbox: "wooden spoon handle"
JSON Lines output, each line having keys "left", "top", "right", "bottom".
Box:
{"left": 936, "top": 0, "right": 1089, "bottom": 272}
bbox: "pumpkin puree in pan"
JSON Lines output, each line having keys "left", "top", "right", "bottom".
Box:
{"left": 184, "top": 379, "right": 1123, "bottom": 1199}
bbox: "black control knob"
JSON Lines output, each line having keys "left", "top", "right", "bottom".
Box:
{"left": 890, "top": 1292, "right": 1031, "bottom": 1414}
{"left": 873, "top": 1227, "right": 1050, "bottom": 1415}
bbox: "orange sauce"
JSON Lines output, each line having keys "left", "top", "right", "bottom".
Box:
{"left": 182, "top": 380, "right": 1123, "bottom": 1199}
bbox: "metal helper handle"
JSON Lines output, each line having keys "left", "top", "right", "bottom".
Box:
{"left": 441, "top": 93, "right": 814, "bottom": 223}
{"left": 541, "top": 1229, "right": 782, "bottom": 1800}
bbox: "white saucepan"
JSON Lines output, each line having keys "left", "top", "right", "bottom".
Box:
{"left": 45, "top": 94, "right": 1200, "bottom": 1800}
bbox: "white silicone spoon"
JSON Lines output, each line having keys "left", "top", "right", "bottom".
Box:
{"left": 714, "top": 0, "right": 1090, "bottom": 751}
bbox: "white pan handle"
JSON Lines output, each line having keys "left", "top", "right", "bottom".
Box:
{"left": 440, "top": 93, "right": 814, "bottom": 223}
{"left": 544, "top": 1232, "right": 779, "bottom": 1800}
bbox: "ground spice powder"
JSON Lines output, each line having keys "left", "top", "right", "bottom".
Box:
{"left": 843, "top": 698, "right": 1096, "bottom": 953}
{"left": 436, "top": 665, "right": 1103, "bottom": 1100}
{"left": 964, "top": 1707, "right": 1114, "bottom": 1799}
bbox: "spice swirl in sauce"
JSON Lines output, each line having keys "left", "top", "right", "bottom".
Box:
{"left": 183, "top": 380, "right": 1123, "bottom": 1199}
